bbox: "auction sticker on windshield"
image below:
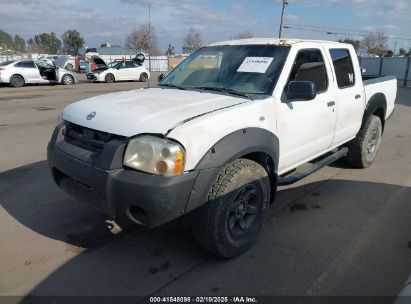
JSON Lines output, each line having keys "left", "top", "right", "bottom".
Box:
{"left": 237, "top": 57, "right": 274, "bottom": 73}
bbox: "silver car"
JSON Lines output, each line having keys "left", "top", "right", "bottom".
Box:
{"left": 0, "top": 60, "right": 78, "bottom": 87}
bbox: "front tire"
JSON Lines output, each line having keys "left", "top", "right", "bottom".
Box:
{"left": 105, "top": 73, "right": 115, "bottom": 83}
{"left": 193, "top": 159, "right": 270, "bottom": 258}
{"left": 10, "top": 75, "right": 25, "bottom": 87}
{"left": 347, "top": 115, "right": 382, "bottom": 168}
{"left": 61, "top": 74, "right": 74, "bottom": 85}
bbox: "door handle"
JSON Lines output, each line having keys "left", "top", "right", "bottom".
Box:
{"left": 327, "top": 101, "right": 335, "bottom": 107}
{"left": 355, "top": 94, "right": 361, "bottom": 99}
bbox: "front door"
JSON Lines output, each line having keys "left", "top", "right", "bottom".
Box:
{"left": 276, "top": 48, "right": 338, "bottom": 174}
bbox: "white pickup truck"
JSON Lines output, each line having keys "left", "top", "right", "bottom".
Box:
{"left": 47, "top": 38, "right": 396, "bottom": 258}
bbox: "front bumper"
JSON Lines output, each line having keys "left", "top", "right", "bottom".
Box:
{"left": 47, "top": 123, "right": 199, "bottom": 227}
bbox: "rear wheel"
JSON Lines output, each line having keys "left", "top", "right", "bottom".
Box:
{"left": 139, "top": 72, "right": 148, "bottom": 82}
{"left": 10, "top": 75, "right": 25, "bottom": 87}
{"left": 347, "top": 115, "right": 382, "bottom": 168}
{"left": 193, "top": 159, "right": 270, "bottom": 258}
{"left": 61, "top": 74, "right": 74, "bottom": 85}
{"left": 105, "top": 73, "right": 115, "bottom": 83}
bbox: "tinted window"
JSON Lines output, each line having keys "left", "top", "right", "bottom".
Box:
{"left": 125, "top": 61, "right": 136, "bottom": 68}
{"left": 286, "top": 49, "right": 328, "bottom": 93}
{"left": 0, "top": 60, "right": 14, "bottom": 66}
{"left": 329, "top": 49, "right": 355, "bottom": 88}
{"left": 15, "top": 61, "right": 36, "bottom": 68}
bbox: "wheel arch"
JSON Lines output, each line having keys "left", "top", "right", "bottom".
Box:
{"left": 364, "top": 93, "right": 387, "bottom": 132}
{"left": 184, "top": 128, "right": 279, "bottom": 215}
{"left": 10, "top": 73, "right": 27, "bottom": 82}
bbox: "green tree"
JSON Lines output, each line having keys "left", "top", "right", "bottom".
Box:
{"left": 61, "top": 29, "right": 85, "bottom": 55}
{"left": 338, "top": 38, "right": 361, "bottom": 52}
{"left": 13, "top": 35, "right": 26, "bottom": 52}
{"left": 0, "top": 30, "right": 14, "bottom": 50}
{"left": 399, "top": 48, "right": 406, "bottom": 56}
{"left": 33, "top": 32, "right": 61, "bottom": 54}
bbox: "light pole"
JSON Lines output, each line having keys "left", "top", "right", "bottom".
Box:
{"left": 278, "top": 0, "right": 288, "bottom": 39}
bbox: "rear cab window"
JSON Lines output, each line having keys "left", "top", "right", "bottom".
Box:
{"left": 285, "top": 49, "right": 328, "bottom": 94}
{"left": 329, "top": 49, "right": 355, "bottom": 88}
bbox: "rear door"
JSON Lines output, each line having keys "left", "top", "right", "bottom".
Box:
{"left": 276, "top": 47, "right": 338, "bottom": 173}
{"left": 14, "top": 61, "right": 41, "bottom": 82}
{"left": 325, "top": 47, "right": 365, "bottom": 146}
{"left": 124, "top": 61, "right": 139, "bottom": 80}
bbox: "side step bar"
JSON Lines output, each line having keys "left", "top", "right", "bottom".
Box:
{"left": 277, "top": 147, "right": 348, "bottom": 186}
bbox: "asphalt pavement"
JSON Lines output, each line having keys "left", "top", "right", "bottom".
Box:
{"left": 0, "top": 80, "right": 410, "bottom": 300}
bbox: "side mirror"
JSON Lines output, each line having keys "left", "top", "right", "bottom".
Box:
{"left": 158, "top": 74, "right": 165, "bottom": 82}
{"left": 286, "top": 81, "right": 317, "bottom": 101}
{"left": 116, "top": 66, "right": 120, "bottom": 70}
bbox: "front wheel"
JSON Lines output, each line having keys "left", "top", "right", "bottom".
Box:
{"left": 346, "top": 115, "right": 382, "bottom": 168}
{"left": 139, "top": 72, "right": 148, "bottom": 82}
{"left": 193, "top": 159, "right": 270, "bottom": 258}
{"left": 61, "top": 74, "right": 74, "bottom": 85}
{"left": 105, "top": 73, "right": 115, "bottom": 83}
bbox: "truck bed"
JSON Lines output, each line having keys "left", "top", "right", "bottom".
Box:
{"left": 363, "top": 75, "right": 397, "bottom": 120}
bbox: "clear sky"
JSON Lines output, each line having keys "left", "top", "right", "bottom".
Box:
{"left": 1, "top": 0, "right": 410, "bottom": 53}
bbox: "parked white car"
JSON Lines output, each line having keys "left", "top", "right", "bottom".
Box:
{"left": 0, "top": 60, "right": 78, "bottom": 87}
{"left": 87, "top": 57, "right": 150, "bottom": 83}
{"left": 48, "top": 39, "right": 396, "bottom": 258}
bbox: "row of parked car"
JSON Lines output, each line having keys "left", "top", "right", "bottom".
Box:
{"left": 0, "top": 54, "right": 150, "bottom": 87}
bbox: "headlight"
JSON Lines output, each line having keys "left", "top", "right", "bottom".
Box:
{"left": 123, "top": 135, "right": 185, "bottom": 176}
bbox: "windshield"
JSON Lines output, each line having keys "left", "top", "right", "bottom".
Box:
{"left": 160, "top": 45, "right": 290, "bottom": 96}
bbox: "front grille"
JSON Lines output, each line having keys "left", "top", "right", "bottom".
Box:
{"left": 64, "top": 122, "right": 124, "bottom": 152}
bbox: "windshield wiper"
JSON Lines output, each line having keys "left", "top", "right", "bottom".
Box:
{"left": 158, "top": 83, "right": 186, "bottom": 90}
{"left": 192, "top": 86, "right": 253, "bottom": 100}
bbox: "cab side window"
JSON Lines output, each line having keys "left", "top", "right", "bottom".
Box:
{"left": 125, "top": 61, "right": 136, "bottom": 68}
{"left": 286, "top": 49, "right": 328, "bottom": 93}
{"left": 329, "top": 49, "right": 355, "bottom": 88}
{"left": 15, "top": 61, "right": 36, "bottom": 68}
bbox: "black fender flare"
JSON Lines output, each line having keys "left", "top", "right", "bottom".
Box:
{"left": 184, "top": 128, "right": 279, "bottom": 215}
{"left": 363, "top": 93, "right": 387, "bottom": 130}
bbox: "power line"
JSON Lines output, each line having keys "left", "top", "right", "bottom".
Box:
{"left": 283, "top": 25, "right": 411, "bottom": 41}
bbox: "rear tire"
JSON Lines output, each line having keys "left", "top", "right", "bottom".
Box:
{"left": 193, "top": 159, "right": 270, "bottom": 258}
{"left": 346, "top": 115, "right": 382, "bottom": 168}
{"left": 10, "top": 75, "right": 25, "bottom": 87}
{"left": 105, "top": 73, "right": 115, "bottom": 83}
{"left": 139, "top": 72, "right": 148, "bottom": 82}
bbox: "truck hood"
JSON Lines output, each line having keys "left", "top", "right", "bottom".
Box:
{"left": 63, "top": 88, "right": 248, "bottom": 137}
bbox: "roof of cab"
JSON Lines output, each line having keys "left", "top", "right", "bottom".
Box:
{"left": 208, "top": 38, "right": 344, "bottom": 47}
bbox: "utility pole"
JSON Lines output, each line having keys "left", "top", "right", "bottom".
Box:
{"left": 278, "top": 0, "right": 288, "bottom": 39}
{"left": 393, "top": 41, "right": 398, "bottom": 55}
